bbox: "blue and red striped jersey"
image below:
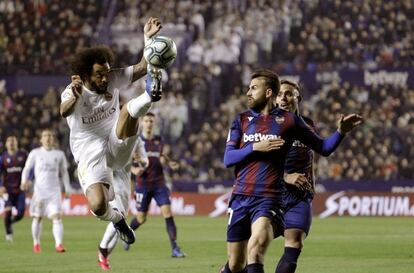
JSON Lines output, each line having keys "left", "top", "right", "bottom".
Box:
{"left": 284, "top": 116, "right": 315, "bottom": 197}
{"left": 136, "top": 135, "right": 165, "bottom": 191}
{"left": 225, "top": 108, "right": 343, "bottom": 198}
{"left": 0, "top": 150, "right": 27, "bottom": 194}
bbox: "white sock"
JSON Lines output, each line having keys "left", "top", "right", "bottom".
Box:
{"left": 126, "top": 92, "right": 152, "bottom": 118}
{"left": 99, "top": 223, "right": 117, "bottom": 249}
{"left": 31, "top": 218, "right": 42, "bottom": 245}
{"left": 108, "top": 232, "right": 119, "bottom": 254}
{"left": 52, "top": 219, "right": 64, "bottom": 246}
{"left": 97, "top": 205, "right": 123, "bottom": 223}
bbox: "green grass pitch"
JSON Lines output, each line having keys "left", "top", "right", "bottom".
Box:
{"left": 1, "top": 216, "right": 413, "bottom": 273}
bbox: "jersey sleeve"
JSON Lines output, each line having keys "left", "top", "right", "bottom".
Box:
{"left": 294, "top": 115, "right": 344, "bottom": 156}
{"left": 223, "top": 115, "right": 253, "bottom": 167}
{"left": 21, "top": 150, "right": 36, "bottom": 182}
{"left": 61, "top": 86, "right": 75, "bottom": 104}
{"left": 110, "top": 66, "right": 133, "bottom": 89}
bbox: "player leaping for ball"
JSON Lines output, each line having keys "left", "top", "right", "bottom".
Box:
{"left": 60, "top": 17, "right": 163, "bottom": 245}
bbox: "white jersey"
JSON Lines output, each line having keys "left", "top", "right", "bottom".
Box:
{"left": 22, "top": 147, "right": 70, "bottom": 199}
{"left": 60, "top": 66, "right": 133, "bottom": 164}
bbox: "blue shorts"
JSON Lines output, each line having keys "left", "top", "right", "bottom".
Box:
{"left": 135, "top": 186, "right": 171, "bottom": 212}
{"left": 5, "top": 192, "right": 26, "bottom": 213}
{"left": 227, "top": 194, "right": 285, "bottom": 242}
{"left": 284, "top": 190, "right": 312, "bottom": 235}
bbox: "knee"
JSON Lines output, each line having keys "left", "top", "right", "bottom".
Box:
{"left": 248, "top": 235, "right": 272, "bottom": 262}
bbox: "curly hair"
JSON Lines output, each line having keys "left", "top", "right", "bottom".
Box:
{"left": 70, "top": 46, "right": 114, "bottom": 78}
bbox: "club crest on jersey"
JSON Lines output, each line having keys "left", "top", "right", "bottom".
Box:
{"left": 6, "top": 158, "right": 11, "bottom": 163}
{"left": 18, "top": 156, "right": 23, "bottom": 161}
{"left": 275, "top": 116, "right": 285, "bottom": 124}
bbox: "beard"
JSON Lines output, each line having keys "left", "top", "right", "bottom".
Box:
{"left": 91, "top": 81, "right": 108, "bottom": 94}
{"left": 248, "top": 96, "right": 267, "bottom": 112}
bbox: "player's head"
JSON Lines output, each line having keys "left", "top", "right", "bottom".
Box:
{"left": 70, "top": 46, "right": 114, "bottom": 94}
{"left": 5, "top": 135, "right": 18, "bottom": 152}
{"left": 248, "top": 69, "right": 280, "bottom": 112}
{"left": 40, "top": 129, "right": 55, "bottom": 150}
{"left": 141, "top": 112, "right": 155, "bottom": 134}
{"left": 276, "top": 79, "right": 302, "bottom": 114}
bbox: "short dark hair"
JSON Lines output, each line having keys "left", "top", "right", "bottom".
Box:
{"left": 144, "top": 112, "right": 155, "bottom": 117}
{"left": 70, "top": 46, "right": 114, "bottom": 78}
{"left": 251, "top": 69, "right": 280, "bottom": 97}
{"left": 280, "top": 79, "right": 302, "bottom": 102}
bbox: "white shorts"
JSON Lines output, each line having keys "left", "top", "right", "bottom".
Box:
{"left": 30, "top": 193, "right": 62, "bottom": 218}
{"left": 109, "top": 168, "right": 132, "bottom": 214}
{"left": 77, "top": 125, "right": 138, "bottom": 195}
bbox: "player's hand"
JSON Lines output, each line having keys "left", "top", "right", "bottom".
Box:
{"left": 169, "top": 161, "right": 180, "bottom": 171}
{"left": 144, "top": 17, "right": 162, "bottom": 38}
{"left": 253, "top": 139, "right": 285, "bottom": 152}
{"left": 71, "top": 75, "right": 83, "bottom": 98}
{"left": 284, "top": 173, "right": 312, "bottom": 191}
{"left": 337, "top": 114, "right": 363, "bottom": 135}
{"left": 20, "top": 180, "right": 32, "bottom": 191}
{"left": 0, "top": 186, "right": 6, "bottom": 196}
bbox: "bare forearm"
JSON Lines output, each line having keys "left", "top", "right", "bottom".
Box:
{"left": 60, "top": 97, "right": 78, "bottom": 117}
{"left": 132, "top": 56, "right": 148, "bottom": 82}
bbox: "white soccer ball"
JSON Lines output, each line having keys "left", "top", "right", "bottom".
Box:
{"left": 143, "top": 36, "right": 177, "bottom": 69}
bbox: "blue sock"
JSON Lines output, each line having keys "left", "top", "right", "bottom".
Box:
{"left": 221, "top": 262, "right": 247, "bottom": 273}
{"left": 275, "top": 247, "right": 301, "bottom": 273}
{"left": 165, "top": 217, "right": 178, "bottom": 249}
{"left": 129, "top": 218, "right": 141, "bottom": 230}
{"left": 246, "top": 263, "right": 264, "bottom": 273}
{"left": 4, "top": 210, "right": 12, "bottom": 234}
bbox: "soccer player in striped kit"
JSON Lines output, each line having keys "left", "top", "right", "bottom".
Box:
{"left": 274, "top": 80, "right": 316, "bottom": 273}
{"left": 220, "top": 70, "right": 362, "bottom": 273}
{"left": 126, "top": 112, "right": 185, "bottom": 258}
{"left": 0, "top": 135, "right": 28, "bottom": 242}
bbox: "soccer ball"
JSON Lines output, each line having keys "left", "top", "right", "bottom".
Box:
{"left": 143, "top": 36, "right": 177, "bottom": 69}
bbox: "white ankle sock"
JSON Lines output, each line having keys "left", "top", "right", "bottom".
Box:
{"left": 52, "top": 219, "right": 64, "bottom": 246}
{"left": 127, "top": 93, "right": 152, "bottom": 118}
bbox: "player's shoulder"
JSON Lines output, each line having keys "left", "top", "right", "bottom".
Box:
{"left": 238, "top": 109, "right": 256, "bottom": 122}
{"left": 301, "top": 116, "right": 315, "bottom": 128}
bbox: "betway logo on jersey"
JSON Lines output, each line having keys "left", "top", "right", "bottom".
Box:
{"left": 243, "top": 133, "right": 281, "bottom": 142}
{"left": 319, "top": 191, "right": 414, "bottom": 218}
{"left": 82, "top": 107, "right": 116, "bottom": 124}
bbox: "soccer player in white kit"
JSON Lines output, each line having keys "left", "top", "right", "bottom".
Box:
{"left": 59, "top": 17, "right": 163, "bottom": 245}
{"left": 20, "top": 129, "right": 71, "bottom": 253}
{"left": 97, "top": 138, "right": 148, "bottom": 270}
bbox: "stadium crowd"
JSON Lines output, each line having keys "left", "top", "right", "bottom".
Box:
{"left": 0, "top": 0, "right": 413, "bottom": 187}
{"left": 1, "top": 0, "right": 413, "bottom": 74}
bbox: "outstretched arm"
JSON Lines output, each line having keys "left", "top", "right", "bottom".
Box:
{"left": 132, "top": 17, "right": 162, "bottom": 82}
{"left": 296, "top": 114, "right": 363, "bottom": 156}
